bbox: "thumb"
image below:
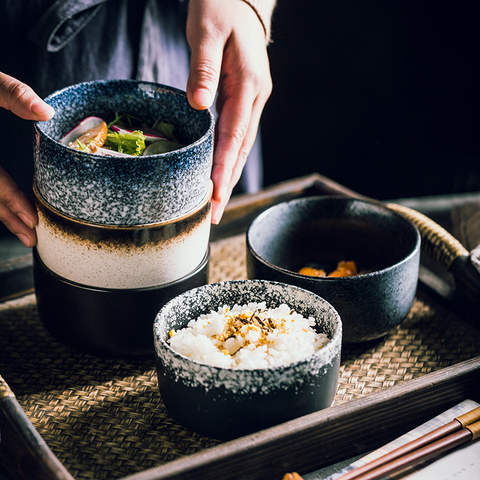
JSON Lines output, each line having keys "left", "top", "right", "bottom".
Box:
{"left": 0, "top": 72, "right": 54, "bottom": 121}
{"left": 186, "top": 38, "right": 223, "bottom": 111}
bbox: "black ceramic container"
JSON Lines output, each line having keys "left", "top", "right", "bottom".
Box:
{"left": 246, "top": 197, "right": 421, "bottom": 343}
{"left": 34, "top": 248, "right": 210, "bottom": 358}
{"left": 153, "top": 279, "right": 342, "bottom": 440}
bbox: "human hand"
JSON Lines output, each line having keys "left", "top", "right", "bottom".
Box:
{"left": 186, "top": 0, "right": 273, "bottom": 224}
{"left": 0, "top": 72, "right": 54, "bottom": 247}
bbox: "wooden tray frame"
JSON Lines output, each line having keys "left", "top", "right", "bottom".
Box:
{"left": 1, "top": 173, "right": 479, "bottom": 480}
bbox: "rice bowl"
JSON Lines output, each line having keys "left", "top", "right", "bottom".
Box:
{"left": 168, "top": 302, "right": 330, "bottom": 370}
{"left": 154, "top": 279, "right": 342, "bottom": 440}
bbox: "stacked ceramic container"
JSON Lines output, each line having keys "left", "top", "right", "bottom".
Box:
{"left": 32, "top": 80, "right": 214, "bottom": 357}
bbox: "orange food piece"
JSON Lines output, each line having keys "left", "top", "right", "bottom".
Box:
{"left": 299, "top": 261, "right": 358, "bottom": 278}
{"left": 328, "top": 260, "right": 358, "bottom": 277}
{"left": 69, "top": 121, "right": 108, "bottom": 153}
{"left": 283, "top": 474, "right": 304, "bottom": 480}
{"left": 298, "top": 266, "right": 327, "bottom": 277}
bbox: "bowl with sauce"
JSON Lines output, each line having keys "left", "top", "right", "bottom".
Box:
{"left": 246, "top": 196, "right": 421, "bottom": 343}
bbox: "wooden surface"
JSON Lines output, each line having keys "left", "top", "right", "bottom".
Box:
{"left": 0, "top": 378, "right": 74, "bottom": 480}
{"left": 119, "top": 358, "right": 480, "bottom": 480}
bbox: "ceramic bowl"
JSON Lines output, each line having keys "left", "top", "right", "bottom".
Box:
{"left": 246, "top": 196, "right": 421, "bottom": 343}
{"left": 153, "top": 279, "right": 342, "bottom": 440}
{"left": 33, "top": 80, "right": 214, "bottom": 225}
{"left": 34, "top": 181, "right": 212, "bottom": 289}
{"left": 33, "top": 248, "right": 210, "bottom": 357}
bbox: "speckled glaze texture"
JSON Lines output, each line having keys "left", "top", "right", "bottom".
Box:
{"left": 34, "top": 248, "right": 210, "bottom": 358}
{"left": 34, "top": 80, "right": 214, "bottom": 225}
{"left": 246, "top": 197, "right": 421, "bottom": 343}
{"left": 153, "top": 279, "right": 342, "bottom": 440}
{"left": 34, "top": 182, "right": 212, "bottom": 289}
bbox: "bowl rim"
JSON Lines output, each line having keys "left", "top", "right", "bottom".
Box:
{"left": 154, "top": 278, "right": 343, "bottom": 373}
{"left": 33, "top": 180, "right": 213, "bottom": 229}
{"left": 34, "top": 79, "right": 215, "bottom": 160}
{"left": 246, "top": 195, "right": 421, "bottom": 281}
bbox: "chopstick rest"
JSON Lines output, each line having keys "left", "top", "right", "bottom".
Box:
{"left": 282, "top": 406, "right": 480, "bottom": 480}
{"left": 334, "top": 406, "right": 480, "bottom": 480}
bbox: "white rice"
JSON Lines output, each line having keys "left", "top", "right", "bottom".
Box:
{"left": 168, "top": 302, "right": 330, "bottom": 369}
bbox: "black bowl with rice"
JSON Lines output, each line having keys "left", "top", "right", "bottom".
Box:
{"left": 153, "top": 279, "right": 342, "bottom": 440}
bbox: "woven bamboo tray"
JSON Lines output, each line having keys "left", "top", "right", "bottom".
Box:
{"left": 1, "top": 174, "right": 480, "bottom": 480}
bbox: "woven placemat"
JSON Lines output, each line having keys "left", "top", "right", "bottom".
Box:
{"left": 1, "top": 233, "right": 480, "bottom": 479}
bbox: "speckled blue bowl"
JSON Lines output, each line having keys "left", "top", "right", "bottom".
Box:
{"left": 154, "top": 279, "right": 342, "bottom": 440}
{"left": 34, "top": 80, "right": 214, "bottom": 225}
{"left": 246, "top": 197, "right": 421, "bottom": 343}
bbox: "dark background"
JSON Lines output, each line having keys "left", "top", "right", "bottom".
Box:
{"left": 260, "top": 1, "right": 479, "bottom": 201}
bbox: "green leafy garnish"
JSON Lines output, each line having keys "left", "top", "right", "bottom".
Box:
{"left": 107, "top": 112, "right": 142, "bottom": 129}
{"left": 105, "top": 130, "right": 146, "bottom": 156}
{"left": 153, "top": 119, "right": 180, "bottom": 143}
{"left": 76, "top": 139, "right": 89, "bottom": 152}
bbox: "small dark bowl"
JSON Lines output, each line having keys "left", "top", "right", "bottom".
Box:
{"left": 34, "top": 80, "right": 214, "bottom": 225}
{"left": 153, "top": 279, "right": 342, "bottom": 440}
{"left": 246, "top": 197, "right": 421, "bottom": 343}
{"left": 33, "top": 247, "right": 210, "bottom": 358}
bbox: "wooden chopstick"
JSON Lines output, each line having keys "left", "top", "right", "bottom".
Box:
{"left": 334, "top": 406, "right": 480, "bottom": 480}
{"left": 283, "top": 406, "right": 480, "bottom": 480}
{"left": 340, "top": 419, "right": 480, "bottom": 480}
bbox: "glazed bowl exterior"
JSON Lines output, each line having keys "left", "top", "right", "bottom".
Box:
{"left": 153, "top": 279, "right": 342, "bottom": 440}
{"left": 34, "top": 80, "right": 214, "bottom": 225}
{"left": 33, "top": 247, "right": 210, "bottom": 357}
{"left": 34, "top": 182, "right": 212, "bottom": 289}
{"left": 246, "top": 196, "right": 421, "bottom": 343}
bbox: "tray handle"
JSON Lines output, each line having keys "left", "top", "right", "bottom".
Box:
{"left": 387, "top": 203, "right": 469, "bottom": 270}
{"left": 387, "top": 203, "right": 480, "bottom": 325}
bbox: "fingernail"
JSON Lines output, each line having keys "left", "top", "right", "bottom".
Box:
{"left": 193, "top": 88, "right": 213, "bottom": 108}
{"left": 211, "top": 214, "right": 220, "bottom": 225}
{"left": 211, "top": 210, "right": 220, "bottom": 225}
{"left": 18, "top": 213, "right": 36, "bottom": 229}
{"left": 218, "top": 186, "right": 229, "bottom": 205}
{"left": 211, "top": 201, "right": 226, "bottom": 225}
{"left": 31, "top": 99, "right": 55, "bottom": 119}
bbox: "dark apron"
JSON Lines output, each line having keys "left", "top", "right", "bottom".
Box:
{"left": 26, "top": 0, "right": 191, "bottom": 87}
{"left": 28, "top": 0, "right": 110, "bottom": 53}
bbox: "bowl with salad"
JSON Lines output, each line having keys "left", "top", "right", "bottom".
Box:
{"left": 33, "top": 80, "right": 214, "bottom": 225}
